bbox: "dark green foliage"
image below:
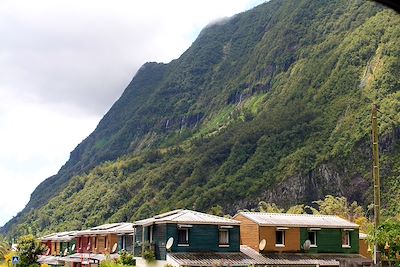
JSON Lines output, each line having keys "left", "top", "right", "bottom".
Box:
{"left": 368, "top": 218, "right": 400, "bottom": 262}
{"left": 119, "top": 251, "right": 135, "bottom": 266}
{"left": 2, "top": 0, "right": 400, "bottom": 238}
{"left": 16, "top": 235, "right": 46, "bottom": 267}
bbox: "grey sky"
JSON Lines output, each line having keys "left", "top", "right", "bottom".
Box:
{"left": 0, "top": 0, "right": 266, "bottom": 226}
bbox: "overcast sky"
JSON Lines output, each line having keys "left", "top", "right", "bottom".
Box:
{"left": 0, "top": 0, "right": 266, "bottom": 227}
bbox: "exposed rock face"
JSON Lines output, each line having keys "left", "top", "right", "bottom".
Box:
{"left": 264, "top": 164, "right": 370, "bottom": 207}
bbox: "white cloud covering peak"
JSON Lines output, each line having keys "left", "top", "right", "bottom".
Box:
{"left": 0, "top": 0, "right": 266, "bottom": 226}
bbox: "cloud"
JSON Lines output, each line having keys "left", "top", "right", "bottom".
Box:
{"left": 0, "top": 0, "right": 266, "bottom": 226}
{"left": 0, "top": 0, "right": 266, "bottom": 116}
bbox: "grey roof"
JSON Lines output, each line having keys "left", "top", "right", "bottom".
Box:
{"left": 39, "top": 231, "right": 77, "bottom": 242}
{"left": 76, "top": 222, "right": 134, "bottom": 236}
{"left": 134, "top": 209, "right": 240, "bottom": 226}
{"left": 235, "top": 212, "right": 359, "bottom": 228}
{"left": 359, "top": 232, "right": 368, "bottom": 239}
{"left": 62, "top": 253, "right": 119, "bottom": 263}
{"left": 240, "top": 246, "right": 371, "bottom": 266}
{"left": 38, "top": 255, "right": 65, "bottom": 265}
{"left": 168, "top": 251, "right": 254, "bottom": 266}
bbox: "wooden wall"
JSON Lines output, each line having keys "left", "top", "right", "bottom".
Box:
{"left": 359, "top": 238, "right": 371, "bottom": 259}
{"left": 234, "top": 214, "right": 260, "bottom": 251}
{"left": 300, "top": 228, "right": 359, "bottom": 254}
{"left": 91, "top": 234, "right": 119, "bottom": 254}
{"left": 260, "top": 226, "right": 300, "bottom": 252}
{"left": 76, "top": 236, "right": 90, "bottom": 253}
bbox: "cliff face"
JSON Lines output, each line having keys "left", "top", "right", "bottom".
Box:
{"left": 3, "top": 0, "right": 400, "bottom": 236}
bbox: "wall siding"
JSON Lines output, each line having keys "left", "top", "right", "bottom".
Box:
{"left": 166, "top": 224, "right": 240, "bottom": 257}
{"left": 259, "top": 226, "right": 301, "bottom": 253}
{"left": 234, "top": 214, "right": 260, "bottom": 251}
{"left": 119, "top": 234, "right": 134, "bottom": 253}
{"left": 153, "top": 224, "right": 167, "bottom": 260}
{"left": 300, "top": 228, "right": 359, "bottom": 254}
{"left": 136, "top": 223, "right": 240, "bottom": 260}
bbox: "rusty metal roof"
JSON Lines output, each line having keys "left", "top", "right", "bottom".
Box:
{"left": 134, "top": 209, "right": 240, "bottom": 226}
{"left": 240, "top": 246, "right": 371, "bottom": 266}
{"left": 168, "top": 246, "right": 370, "bottom": 266}
{"left": 235, "top": 212, "right": 359, "bottom": 228}
{"left": 168, "top": 251, "right": 254, "bottom": 266}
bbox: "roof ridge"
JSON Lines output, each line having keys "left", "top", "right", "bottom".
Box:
{"left": 240, "top": 212, "right": 341, "bottom": 217}
{"left": 193, "top": 210, "right": 238, "bottom": 222}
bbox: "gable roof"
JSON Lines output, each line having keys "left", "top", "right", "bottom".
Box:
{"left": 234, "top": 212, "right": 359, "bottom": 228}
{"left": 39, "top": 231, "right": 77, "bottom": 241}
{"left": 76, "top": 222, "right": 134, "bottom": 236}
{"left": 134, "top": 209, "right": 240, "bottom": 226}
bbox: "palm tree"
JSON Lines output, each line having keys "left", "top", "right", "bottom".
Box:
{"left": 0, "top": 236, "right": 10, "bottom": 261}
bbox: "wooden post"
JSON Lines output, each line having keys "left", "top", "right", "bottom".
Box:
{"left": 371, "top": 103, "right": 381, "bottom": 265}
{"left": 142, "top": 226, "right": 145, "bottom": 255}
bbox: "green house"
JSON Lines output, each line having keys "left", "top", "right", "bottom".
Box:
{"left": 133, "top": 209, "right": 241, "bottom": 261}
{"left": 233, "top": 212, "right": 370, "bottom": 266}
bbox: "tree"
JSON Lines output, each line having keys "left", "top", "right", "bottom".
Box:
{"left": 0, "top": 236, "right": 9, "bottom": 261}
{"left": 17, "top": 235, "right": 46, "bottom": 267}
{"left": 286, "top": 204, "right": 307, "bottom": 214}
{"left": 368, "top": 218, "right": 400, "bottom": 263}
{"left": 257, "top": 201, "right": 284, "bottom": 213}
{"left": 312, "top": 195, "right": 371, "bottom": 232}
{"left": 208, "top": 205, "right": 224, "bottom": 216}
{"left": 313, "top": 195, "right": 364, "bottom": 220}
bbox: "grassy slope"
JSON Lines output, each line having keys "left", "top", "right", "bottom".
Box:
{"left": 4, "top": 0, "right": 400, "bottom": 237}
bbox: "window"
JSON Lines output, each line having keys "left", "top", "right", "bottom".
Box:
{"left": 94, "top": 237, "right": 97, "bottom": 249}
{"left": 149, "top": 226, "right": 153, "bottom": 243}
{"left": 178, "top": 228, "right": 189, "bottom": 245}
{"left": 342, "top": 231, "right": 350, "bottom": 247}
{"left": 275, "top": 230, "right": 285, "bottom": 247}
{"left": 79, "top": 238, "right": 82, "bottom": 249}
{"left": 308, "top": 231, "right": 317, "bottom": 247}
{"left": 104, "top": 236, "right": 108, "bottom": 249}
{"left": 219, "top": 229, "right": 229, "bottom": 246}
{"left": 121, "top": 236, "right": 126, "bottom": 250}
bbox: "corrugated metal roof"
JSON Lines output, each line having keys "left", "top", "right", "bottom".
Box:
{"left": 168, "top": 251, "right": 254, "bottom": 266}
{"left": 76, "top": 222, "right": 134, "bottom": 236}
{"left": 359, "top": 232, "right": 368, "bottom": 239}
{"left": 38, "top": 255, "right": 65, "bottom": 265}
{"left": 240, "top": 246, "right": 371, "bottom": 266}
{"left": 63, "top": 253, "right": 119, "bottom": 263}
{"left": 134, "top": 209, "right": 240, "bottom": 226}
{"left": 168, "top": 247, "right": 370, "bottom": 266}
{"left": 235, "top": 212, "right": 359, "bottom": 228}
{"left": 39, "top": 231, "right": 77, "bottom": 241}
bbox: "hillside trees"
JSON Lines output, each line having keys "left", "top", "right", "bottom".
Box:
{"left": 17, "top": 235, "right": 46, "bottom": 267}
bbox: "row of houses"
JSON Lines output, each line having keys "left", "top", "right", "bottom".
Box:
{"left": 38, "top": 209, "right": 372, "bottom": 267}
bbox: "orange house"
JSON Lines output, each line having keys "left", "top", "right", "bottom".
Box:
{"left": 233, "top": 212, "right": 361, "bottom": 254}
{"left": 234, "top": 212, "right": 300, "bottom": 253}
{"left": 76, "top": 223, "right": 134, "bottom": 254}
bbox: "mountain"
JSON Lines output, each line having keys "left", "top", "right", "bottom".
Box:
{"left": 2, "top": 0, "right": 400, "bottom": 237}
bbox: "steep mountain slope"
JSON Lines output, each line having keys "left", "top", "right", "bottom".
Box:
{"left": 3, "top": 0, "right": 400, "bottom": 236}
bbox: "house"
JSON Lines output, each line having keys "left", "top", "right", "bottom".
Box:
{"left": 63, "top": 222, "right": 134, "bottom": 267}
{"left": 133, "top": 209, "right": 253, "bottom": 267}
{"left": 359, "top": 232, "right": 372, "bottom": 259}
{"left": 233, "top": 212, "right": 372, "bottom": 266}
{"left": 38, "top": 231, "right": 77, "bottom": 266}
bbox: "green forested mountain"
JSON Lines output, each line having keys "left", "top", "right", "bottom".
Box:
{"left": 2, "top": 0, "right": 400, "bottom": 237}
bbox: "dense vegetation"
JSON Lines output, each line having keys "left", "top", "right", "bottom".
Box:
{"left": 2, "top": 0, "right": 399, "bottom": 238}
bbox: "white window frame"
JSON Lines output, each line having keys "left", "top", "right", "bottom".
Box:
{"left": 178, "top": 228, "right": 189, "bottom": 246}
{"left": 342, "top": 230, "right": 351, "bottom": 248}
{"left": 219, "top": 229, "right": 229, "bottom": 247}
{"left": 149, "top": 226, "right": 153, "bottom": 243}
{"left": 275, "top": 230, "right": 285, "bottom": 247}
{"left": 308, "top": 231, "right": 317, "bottom": 247}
